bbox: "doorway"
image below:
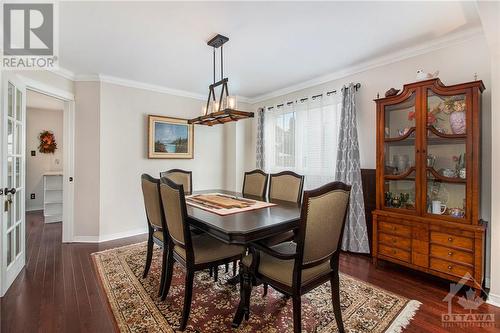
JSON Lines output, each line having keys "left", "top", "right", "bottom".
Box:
{"left": 25, "top": 91, "right": 65, "bottom": 228}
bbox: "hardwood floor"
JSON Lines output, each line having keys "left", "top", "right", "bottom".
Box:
{"left": 1, "top": 211, "right": 499, "bottom": 332}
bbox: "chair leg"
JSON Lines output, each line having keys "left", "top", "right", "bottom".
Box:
{"left": 160, "top": 248, "right": 174, "bottom": 301}
{"left": 292, "top": 295, "right": 301, "bottom": 333}
{"left": 158, "top": 245, "right": 168, "bottom": 297}
{"left": 225, "top": 263, "right": 229, "bottom": 273}
{"left": 179, "top": 270, "right": 195, "bottom": 331}
{"left": 213, "top": 266, "right": 218, "bottom": 282}
{"left": 262, "top": 283, "right": 268, "bottom": 297}
{"left": 232, "top": 262, "right": 253, "bottom": 328}
{"left": 209, "top": 267, "right": 213, "bottom": 277}
{"left": 232, "top": 260, "right": 237, "bottom": 276}
{"left": 331, "top": 272, "right": 345, "bottom": 333}
{"left": 142, "top": 235, "right": 154, "bottom": 279}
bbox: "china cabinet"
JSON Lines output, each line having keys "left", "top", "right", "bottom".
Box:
{"left": 372, "top": 78, "right": 485, "bottom": 290}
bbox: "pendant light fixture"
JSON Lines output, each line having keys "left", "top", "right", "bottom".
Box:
{"left": 188, "top": 34, "right": 254, "bottom": 126}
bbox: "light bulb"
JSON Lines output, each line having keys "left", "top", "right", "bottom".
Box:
{"left": 227, "top": 96, "right": 237, "bottom": 109}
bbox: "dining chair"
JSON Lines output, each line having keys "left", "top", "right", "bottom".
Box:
{"left": 261, "top": 171, "right": 305, "bottom": 247}
{"left": 160, "top": 169, "right": 192, "bottom": 194}
{"left": 242, "top": 169, "right": 269, "bottom": 198}
{"left": 233, "top": 181, "right": 351, "bottom": 333}
{"left": 140, "top": 174, "right": 170, "bottom": 298}
{"left": 159, "top": 177, "right": 245, "bottom": 331}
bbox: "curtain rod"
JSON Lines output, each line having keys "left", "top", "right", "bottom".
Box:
{"left": 266, "top": 82, "right": 361, "bottom": 111}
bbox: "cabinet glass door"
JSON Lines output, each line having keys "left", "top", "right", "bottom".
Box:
{"left": 383, "top": 91, "right": 417, "bottom": 211}
{"left": 424, "top": 90, "right": 468, "bottom": 220}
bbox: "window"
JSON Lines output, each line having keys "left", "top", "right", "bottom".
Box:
{"left": 264, "top": 95, "right": 341, "bottom": 189}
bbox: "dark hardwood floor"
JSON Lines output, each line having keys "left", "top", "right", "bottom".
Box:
{"left": 1, "top": 211, "right": 499, "bottom": 332}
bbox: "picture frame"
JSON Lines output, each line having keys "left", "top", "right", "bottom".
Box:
{"left": 148, "top": 115, "right": 194, "bottom": 159}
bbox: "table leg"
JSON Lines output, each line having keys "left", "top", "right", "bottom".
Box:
{"left": 232, "top": 263, "right": 252, "bottom": 328}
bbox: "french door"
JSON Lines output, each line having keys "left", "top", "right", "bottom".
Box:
{"left": 1, "top": 73, "right": 26, "bottom": 296}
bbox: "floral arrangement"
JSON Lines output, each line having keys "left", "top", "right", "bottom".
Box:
{"left": 38, "top": 130, "right": 57, "bottom": 154}
{"left": 444, "top": 99, "right": 466, "bottom": 114}
{"left": 408, "top": 103, "right": 443, "bottom": 126}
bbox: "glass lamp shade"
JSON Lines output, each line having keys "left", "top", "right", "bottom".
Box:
{"left": 226, "top": 96, "right": 237, "bottom": 110}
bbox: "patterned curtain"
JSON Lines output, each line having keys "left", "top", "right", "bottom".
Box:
{"left": 256, "top": 108, "right": 265, "bottom": 169}
{"left": 335, "top": 83, "right": 369, "bottom": 253}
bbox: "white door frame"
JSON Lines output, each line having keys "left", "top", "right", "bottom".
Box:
{"left": 19, "top": 75, "right": 75, "bottom": 243}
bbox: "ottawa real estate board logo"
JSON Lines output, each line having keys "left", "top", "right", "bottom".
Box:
{"left": 442, "top": 273, "right": 495, "bottom": 328}
{"left": 2, "top": 2, "right": 58, "bottom": 70}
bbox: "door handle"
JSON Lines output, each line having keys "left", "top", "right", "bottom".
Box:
{"left": 0, "top": 188, "right": 3, "bottom": 195}
{"left": 4, "top": 188, "right": 16, "bottom": 195}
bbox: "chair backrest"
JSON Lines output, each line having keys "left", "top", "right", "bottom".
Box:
{"left": 160, "top": 169, "right": 192, "bottom": 194}
{"left": 159, "top": 177, "right": 192, "bottom": 251}
{"left": 141, "top": 174, "right": 165, "bottom": 230}
{"left": 296, "top": 182, "right": 351, "bottom": 268}
{"left": 268, "top": 171, "right": 304, "bottom": 203}
{"left": 242, "top": 169, "right": 268, "bottom": 198}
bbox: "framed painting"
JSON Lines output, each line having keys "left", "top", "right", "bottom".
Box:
{"left": 148, "top": 115, "right": 194, "bottom": 159}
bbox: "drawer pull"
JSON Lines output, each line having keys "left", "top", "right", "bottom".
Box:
{"left": 448, "top": 265, "right": 453, "bottom": 270}
{"left": 448, "top": 251, "right": 453, "bottom": 256}
{"left": 448, "top": 237, "right": 453, "bottom": 242}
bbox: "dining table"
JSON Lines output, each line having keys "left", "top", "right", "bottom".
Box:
{"left": 185, "top": 189, "right": 302, "bottom": 327}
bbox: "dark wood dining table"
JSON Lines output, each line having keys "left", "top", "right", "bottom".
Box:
{"left": 185, "top": 190, "right": 301, "bottom": 326}
{"left": 186, "top": 190, "right": 301, "bottom": 245}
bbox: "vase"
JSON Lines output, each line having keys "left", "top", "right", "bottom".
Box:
{"left": 449, "top": 111, "right": 466, "bottom": 134}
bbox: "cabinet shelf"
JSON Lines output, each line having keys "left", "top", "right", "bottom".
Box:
{"left": 427, "top": 168, "right": 466, "bottom": 183}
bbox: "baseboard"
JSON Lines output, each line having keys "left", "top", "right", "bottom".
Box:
{"left": 99, "top": 227, "right": 148, "bottom": 243}
{"left": 487, "top": 292, "right": 500, "bottom": 308}
{"left": 72, "top": 227, "right": 147, "bottom": 243}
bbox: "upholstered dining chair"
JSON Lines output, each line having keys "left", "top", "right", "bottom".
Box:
{"left": 233, "top": 181, "right": 351, "bottom": 333}
{"left": 140, "top": 174, "right": 170, "bottom": 297}
{"left": 261, "top": 171, "right": 305, "bottom": 247}
{"left": 242, "top": 169, "right": 269, "bottom": 198}
{"left": 160, "top": 169, "right": 192, "bottom": 194}
{"left": 159, "top": 177, "right": 245, "bottom": 331}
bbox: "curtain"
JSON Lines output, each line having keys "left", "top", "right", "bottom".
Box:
{"left": 263, "top": 93, "right": 341, "bottom": 189}
{"left": 256, "top": 108, "right": 265, "bottom": 169}
{"left": 335, "top": 83, "right": 369, "bottom": 253}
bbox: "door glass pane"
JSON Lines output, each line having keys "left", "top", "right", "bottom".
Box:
{"left": 384, "top": 174, "right": 416, "bottom": 210}
{"left": 8, "top": 83, "right": 14, "bottom": 117}
{"left": 427, "top": 175, "right": 466, "bottom": 218}
{"left": 8, "top": 119, "right": 13, "bottom": 155}
{"left": 16, "top": 123, "right": 22, "bottom": 155}
{"left": 7, "top": 232, "right": 12, "bottom": 265}
{"left": 7, "top": 199, "right": 14, "bottom": 228}
{"left": 7, "top": 157, "right": 13, "bottom": 188}
{"left": 15, "top": 225, "right": 21, "bottom": 256}
{"left": 427, "top": 91, "right": 466, "bottom": 135}
{"left": 384, "top": 92, "right": 416, "bottom": 138}
{"left": 15, "top": 157, "right": 21, "bottom": 188}
{"left": 15, "top": 190, "right": 22, "bottom": 221}
{"left": 16, "top": 88, "right": 22, "bottom": 121}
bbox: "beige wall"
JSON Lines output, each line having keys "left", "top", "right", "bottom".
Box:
{"left": 98, "top": 82, "right": 227, "bottom": 238}
{"left": 73, "top": 81, "right": 101, "bottom": 237}
{"left": 25, "top": 108, "right": 64, "bottom": 211}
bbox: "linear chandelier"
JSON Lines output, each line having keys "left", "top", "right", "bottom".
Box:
{"left": 188, "top": 34, "right": 254, "bottom": 126}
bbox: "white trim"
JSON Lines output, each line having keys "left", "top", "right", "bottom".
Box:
{"left": 249, "top": 27, "right": 484, "bottom": 104}
{"left": 72, "top": 227, "right": 147, "bottom": 243}
{"left": 487, "top": 292, "right": 500, "bottom": 308}
{"left": 18, "top": 75, "right": 74, "bottom": 101}
{"left": 48, "top": 27, "right": 484, "bottom": 105}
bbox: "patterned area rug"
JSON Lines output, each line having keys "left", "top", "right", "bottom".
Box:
{"left": 92, "top": 243, "right": 420, "bottom": 332}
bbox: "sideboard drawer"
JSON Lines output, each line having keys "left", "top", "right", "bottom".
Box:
{"left": 379, "top": 244, "right": 411, "bottom": 263}
{"left": 379, "top": 221, "right": 412, "bottom": 238}
{"left": 430, "top": 244, "right": 473, "bottom": 265}
{"left": 379, "top": 233, "right": 411, "bottom": 250}
{"left": 430, "top": 231, "right": 473, "bottom": 250}
{"left": 430, "top": 258, "right": 472, "bottom": 278}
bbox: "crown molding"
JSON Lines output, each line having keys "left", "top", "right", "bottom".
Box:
{"left": 248, "top": 27, "right": 484, "bottom": 104}
{"left": 48, "top": 27, "right": 484, "bottom": 105}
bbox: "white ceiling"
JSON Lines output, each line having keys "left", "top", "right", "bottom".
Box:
{"left": 27, "top": 90, "right": 65, "bottom": 110}
{"left": 59, "top": 1, "right": 482, "bottom": 99}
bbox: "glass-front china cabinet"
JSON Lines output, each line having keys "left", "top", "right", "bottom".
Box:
{"left": 373, "top": 78, "right": 485, "bottom": 291}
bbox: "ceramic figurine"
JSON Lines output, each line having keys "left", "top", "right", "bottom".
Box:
{"left": 416, "top": 69, "right": 439, "bottom": 81}
{"left": 459, "top": 168, "right": 466, "bottom": 179}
